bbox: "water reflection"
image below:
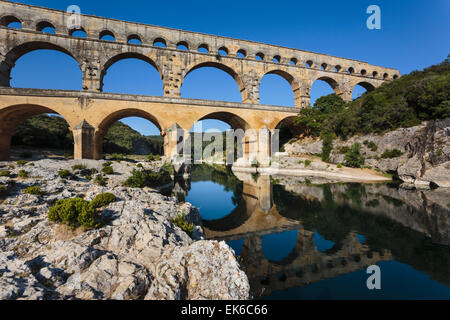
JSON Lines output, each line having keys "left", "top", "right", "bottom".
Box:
{"left": 173, "top": 164, "right": 450, "bottom": 299}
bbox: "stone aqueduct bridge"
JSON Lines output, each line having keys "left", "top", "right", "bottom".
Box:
{"left": 0, "top": 1, "right": 400, "bottom": 161}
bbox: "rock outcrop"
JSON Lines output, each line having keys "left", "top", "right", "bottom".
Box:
{"left": 285, "top": 118, "right": 450, "bottom": 188}
{"left": 0, "top": 159, "right": 250, "bottom": 300}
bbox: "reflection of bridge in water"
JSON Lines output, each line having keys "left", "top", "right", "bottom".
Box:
{"left": 186, "top": 170, "right": 393, "bottom": 297}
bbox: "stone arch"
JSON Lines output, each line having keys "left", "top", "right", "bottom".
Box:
{"left": 93, "top": 108, "right": 163, "bottom": 159}
{"left": 99, "top": 29, "right": 115, "bottom": 41}
{"left": 176, "top": 41, "right": 189, "bottom": 51}
{"left": 35, "top": 20, "right": 55, "bottom": 32}
{"left": 351, "top": 81, "right": 376, "bottom": 100}
{"left": 261, "top": 69, "right": 301, "bottom": 107}
{"left": 100, "top": 52, "right": 162, "bottom": 91}
{"left": 1, "top": 41, "right": 80, "bottom": 87}
{"left": 310, "top": 75, "right": 341, "bottom": 97}
{"left": 0, "top": 103, "right": 77, "bottom": 160}
{"left": 182, "top": 61, "right": 245, "bottom": 100}
{"left": 0, "top": 14, "right": 22, "bottom": 27}
{"left": 127, "top": 34, "right": 143, "bottom": 44}
{"left": 69, "top": 26, "right": 87, "bottom": 37}
{"left": 195, "top": 111, "right": 250, "bottom": 131}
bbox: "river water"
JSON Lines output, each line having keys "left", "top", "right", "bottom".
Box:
{"left": 174, "top": 164, "right": 450, "bottom": 300}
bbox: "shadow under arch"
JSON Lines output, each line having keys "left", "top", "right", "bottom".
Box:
{"left": 353, "top": 81, "right": 376, "bottom": 94}
{"left": 2, "top": 41, "right": 80, "bottom": 87}
{"left": 93, "top": 108, "right": 163, "bottom": 159}
{"left": 196, "top": 111, "right": 251, "bottom": 131}
{"left": 100, "top": 52, "right": 163, "bottom": 92}
{"left": 182, "top": 61, "right": 244, "bottom": 101}
{"left": 311, "top": 75, "right": 341, "bottom": 95}
{"left": 0, "top": 103, "right": 75, "bottom": 160}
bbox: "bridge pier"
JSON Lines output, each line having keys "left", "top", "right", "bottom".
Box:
{"left": 73, "top": 120, "right": 96, "bottom": 159}
{"left": 163, "top": 123, "right": 186, "bottom": 160}
{"left": 0, "top": 129, "right": 11, "bottom": 161}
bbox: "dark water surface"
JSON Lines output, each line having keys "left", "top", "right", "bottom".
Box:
{"left": 178, "top": 165, "right": 450, "bottom": 300}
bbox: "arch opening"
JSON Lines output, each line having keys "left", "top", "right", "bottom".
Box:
{"left": 9, "top": 46, "right": 81, "bottom": 90}
{"left": 177, "top": 41, "right": 189, "bottom": 51}
{"left": 36, "top": 21, "right": 55, "bottom": 33}
{"left": 69, "top": 28, "right": 86, "bottom": 38}
{"left": 101, "top": 53, "right": 162, "bottom": 95}
{"left": 352, "top": 82, "right": 375, "bottom": 100}
{"left": 259, "top": 71, "right": 297, "bottom": 107}
{"left": 1, "top": 15, "right": 21, "bottom": 28}
{"left": 255, "top": 52, "right": 265, "bottom": 61}
{"left": 181, "top": 62, "right": 243, "bottom": 102}
{"left": 218, "top": 47, "right": 229, "bottom": 56}
{"left": 237, "top": 49, "right": 246, "bottom": 58}
{"left": 100, "top": 30, "right": 115, "bottom": 41}
{"left": 198, "top": 43, "right": 209, "bottom": 53}
{"left": 94, "top": 109, "right": 163, "bottom": 160}
{"left": 290, "top": 58, "right": 298, "bottom": 66}
{"left": 0, "top": 104, "right": 74, "bottom": 161}
{"left": 153, "top": 37, "right": 167, "bottom": 48}
{"left": 127, "top": 34, "right": 142, "bottom": 45}
{"left": 273, "top": 55, "right": 281, "bottom": 64}
{"left": 310, "top": 77, "right": 339, "bottom": 106}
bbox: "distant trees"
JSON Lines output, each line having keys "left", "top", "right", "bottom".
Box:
{"left": 295, "top": 58, "right": 450, "bottom": 140}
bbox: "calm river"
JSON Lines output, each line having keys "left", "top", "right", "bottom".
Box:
{"left": 174, "top": 164, "right": 450, "bottom": 300}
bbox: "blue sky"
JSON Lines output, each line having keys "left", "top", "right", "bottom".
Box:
{"left": 9, "top": 0, "right": 450, "bottom": 135}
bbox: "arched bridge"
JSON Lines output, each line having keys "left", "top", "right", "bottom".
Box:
{"left": 0, "top": 1, "right": 400, "bottom": 161}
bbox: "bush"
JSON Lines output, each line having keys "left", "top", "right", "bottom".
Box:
{"left": 0, "top": 185, "right": 7, "bottom": 197}
{"left": 17, "top": 160, "right": 27, "bottom": 166}
{"left": 18, "top": 170, "right": 28, "bottom": 178}
{"left": 0, "top": 170, "right": 11, "bottom": 177}
{"left": 94, "top": 175, "right": 108, "bottom": 186}
{"left": 90, "top": 193, "right": 116, "bottom": 209}
{"left": 101, "top": 165, "right": 114, "bottom": 175}
{"left": 58, "top": 169, "right": 71, "bottom": 179}
{"left": 90, "top": 168, "right": 98, "bottom": 174}
{"left": 381, "top": 149, "right": 403, "bottom": 159}
{"left": 137, "top": 163, "right": 143, "bottom": 168}
{"left": 48, "top": 198, "right": 99, "bottom": 229}
{"left": 337, "top": 163, "right": 343, "bottom": 168}
{"left": 161, "top": 163, "right": 175, "bottom": 175}
{"left": 321, "top": 132, "right": 333, "bottom": 162}
{"left": 124, "top": 169, "right": 171, "bottom": 189}
{"left": 344, "top": 143, "right": 365, "bottom": 168}
{"left": 304, "top": 159, "right": 312, "bottom": 167}
{"left": 338, "top": 146, "right": 350, "bottom": 154}
{"left": 72, "top": 164, "right": 87, "bottom": 171}
{"left": 24, "top": 186, "right": 42, "bottom": 196}
{"left": 170, "top": 213, "right": 194, "bottom": 237}
{"left": 363, "top": 140, "right": 378, "bottom": 152}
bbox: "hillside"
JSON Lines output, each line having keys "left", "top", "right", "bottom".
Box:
{"left": 295, "top": 56, "right": 450, "bottom": 139}
{"left": 12, "top": 115, "right": 163, "bottom": 155}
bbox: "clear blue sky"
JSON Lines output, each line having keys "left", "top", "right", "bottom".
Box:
{"left": 10, "top": 0, "right": 450, "bottom": 135}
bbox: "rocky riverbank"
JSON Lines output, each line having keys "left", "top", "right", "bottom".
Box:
{"left": 0, "top": 159, "right": 250, "bottom": 300}
{"left": 285, "top": 118, "right": 450, "bottom": 188}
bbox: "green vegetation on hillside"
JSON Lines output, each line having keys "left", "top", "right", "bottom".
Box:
{"left": 295, "top": 57, "right": 450, "bottom": 139}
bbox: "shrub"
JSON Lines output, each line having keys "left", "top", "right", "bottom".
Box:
{"left": 381, "top": 149, "right": 403, "bottom": 159}
{"left": 28, "top": 162, "right": 35, "bottom": 167}
{"left": 72, "top": 164, "right": 87, "bottom": 171}
{"left": 147, "top": 154, "right": 155, "bottom": 161}
{"left": 90, "top": 193, "right": 116, "bottom": 209}
{"left": 0, "top": 170, "right": 11, "bottom": 177}
{"left": 344, "top": 143, "right": 365, "bottom": 168}
{"left": 8, "top": 165, "right": 15, "bottom": 169}
{"left": 321, "top": 132, "right": 333, "bottom": 162}
{"left": 90, "top": 168, "right": 98, "bottom": 174}
{"left": 48, "top": 198, "right": 99, "bottom": 229}
{"left": 137, "top": 163, "right": 143, "bottom": 168}
{"left": 58, "top": 169, "right": 71, "bottom": 179}
{"left": 24, "top": 186, "right": 42, "bottom": 196}
{"left": 94, "top": 175, "right": 108, "bottom": 186}
{"left": 337, "top": 163, "right": 343, "bottom": 168}
{"left": 103, "top": 161, "right": 113, "bottom": 167}
{"left": 0, "top": 185, "right": 7, "bottom": 197}
{"left": 304, "top": 159, "right": 312, "bottom": 167}
{"left": 124, "top": 169, "right": 171, "bottom": 189}
{"left": 101, "top": 165, "right": 114, "bottom": 175}
{"left": 170, "top": 213, "right": 194, "bottom": 237}
{"left": 18, "top": 170, "right": 28, "bottom": 178}
{"left": 161, "top": 163, "right": 175, "bottom": 175}
{"left": 363, "top": 140, "right": 378, "bottom": 152}
{"left": 338, "top": 146, "right": 350, "bottom": 154}
{"left": 17, "top": 160, "right": 27, "bottom": 166}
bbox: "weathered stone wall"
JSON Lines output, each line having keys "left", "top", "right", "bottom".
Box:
{"left": 0, "top": 1, "right": 399, "bottom": 107}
